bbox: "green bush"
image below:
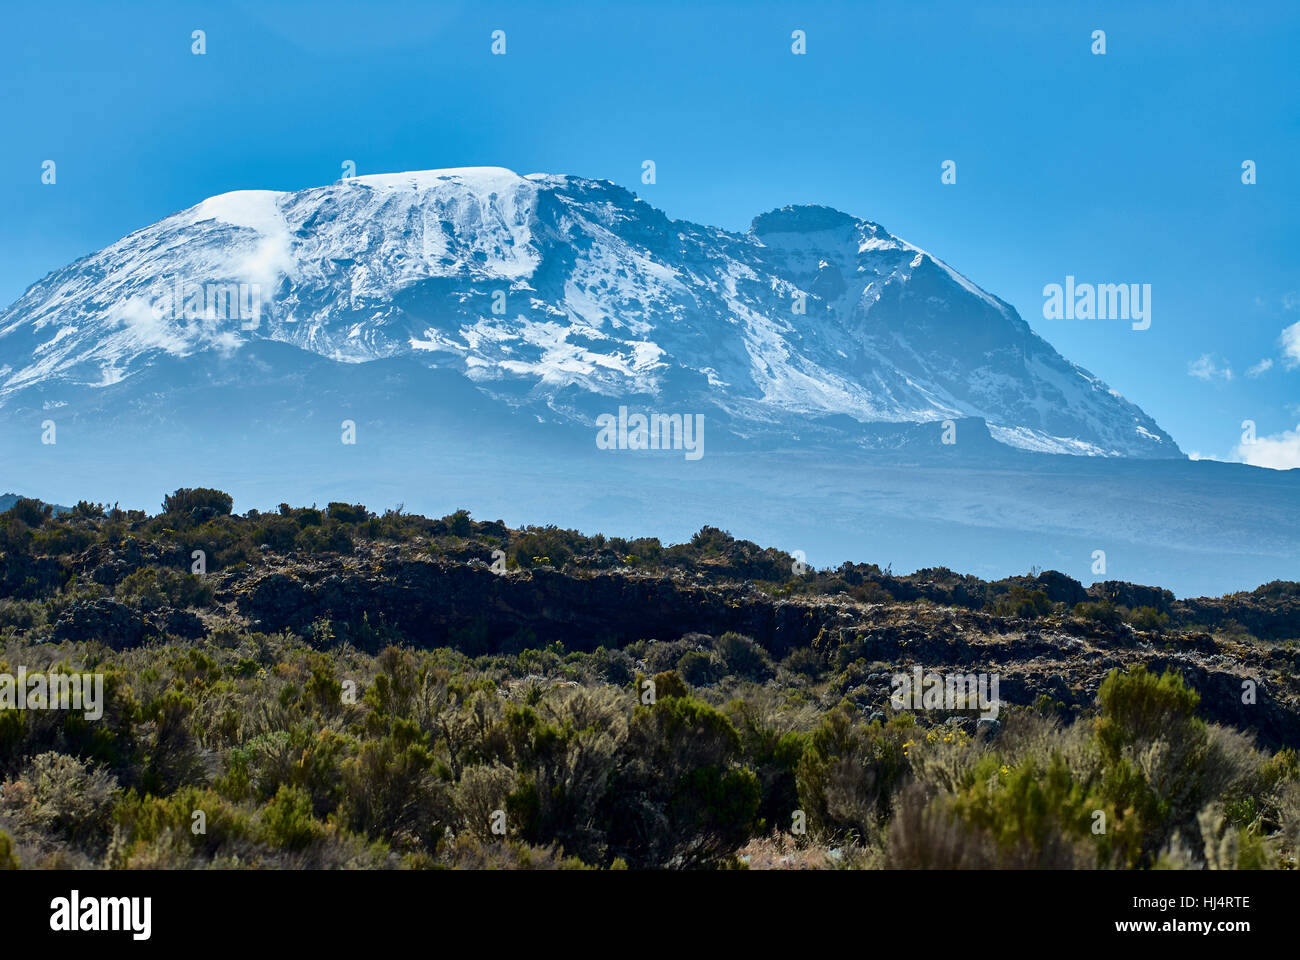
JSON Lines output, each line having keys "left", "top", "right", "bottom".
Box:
{"left": 112, "top": 786, "right": 250, "bottom": 862}
{"left": 991, "top": 586, "right": 1052, "bottom": 618}
{"left": 796, "top": 705, "right": 909, "bottom": 841}
{"left": 0, "top": 829, "right": 18, "bottom": 869}
{"left": 649, "top": 670, "right": 689, "bottom": 701}
{"left": 1126, "top": 606, "right": 1170, "bottom": 632}
{"left": 511, "top": 525, "right": 578, "bottom": 569}
{"left": 944, "top": 752, "right": 1137, "bottom": 868}
{"left": 327, "top": 502, "right": 370, "bottom": 524}
{"left": 260, "top": 784, "right": 323, "bottom": 851}
{"left": 116, "top": 566, "right": 214, "bottom": 611}
{"left": 1096, "top": 665, "right": 1200, "bottom": 754}
{"left": 784, "top": 647, "right": 826, "bottom": 680}
{"left": 3, "top": 497, "right": 51, "bottom": 528}
{"left": 161, "top": 488, "right": 234, "bottom": 523}
{"left": 608, "top": 694, "right": 761, "bottom": 867}
{"left": 1094, "top": 666, "right": 1232, "bottom": 863}
{"left": 445, "top": 509, "right": 474, "bottom": 538}
{"left": 296, "top": 522, "right": 353, "bottom": 554}
{"left": 713, "top": 632, "right": 774, "bottom": 681}
{"left": 1074, "top": 600, "right": 1123, "bottom": 627}
{"left": 677, "top": 650, "right": 720, "bottom": 686}
{"left": 340, "top": 719, "right": 447, "bottom": 850}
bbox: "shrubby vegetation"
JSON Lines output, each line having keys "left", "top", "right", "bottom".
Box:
{"left": 0, "top": 490, "right": 1296, "bottom": 869}
{"left": 1, "top": 631, "right": 1294, "bottom": 870}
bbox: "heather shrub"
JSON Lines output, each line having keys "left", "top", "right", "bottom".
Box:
{"left": 1127, "top": 606, "right": 1170, "bottom": 632}
{"left": 0, "top": 495, "right": 1293, "bottom": 872}
{"left": 111, "top": 785, "right": 250, "bottom": 864}
{"left": 260, "top": 784, "right": 323, "bottom": 851}
{"left": 943, "top": 751, "right": 1138, "bottom": 868}
{"left": 339, "top": 719, "right": 448, "bottom": 851}
{"left": 677, "top": 650, "right": 720, "bottom": 686}
{"left": 162, "top": 488, "right": 234, "bottom": 524}
{"left": 991, "top": 586, "right": 1052, "bottom": 618}
{"left": 116, "top": 566, "right": 214, "bottom": 611}
{"left": 453, "top": 761, "right": 517, "bottom": 842}
{"left": 796, "top": 706, "right": 910, "bottom": 842}
{"left": 0, "top": 752, "right": 118, "bottom": 851}
{"left": 327, "top": 502, "right": 370, "bottom": 524}
{"left": 783, "top": 647, "right": 826, "bottom": 680}
{"left": 3, "top": 497, "right": 51, "bottom": 528}
{"left": 648, "top": 670, "right": 689, "bottom": 701}
{"left": 607, "top": 694, "right": 761, "bottom": 867}
{"left": 713, "top": 632, "right": 774, "bottom": 681}
{"left": 1074, "top": 600, "right": 1123, "bottom": 627}
{"left": 726, "top": 698, "right": 807, "bottom": 835}
{"left": 500, "top": 688, "right": 627, "bottom": 862}
{"left": 0, "top": 829, "right": 17, "bottom": 869}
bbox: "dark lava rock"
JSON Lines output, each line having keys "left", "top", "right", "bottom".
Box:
{"left": 1088, "top": 580, "right": 1175, "bottom": 613}
{"left": 155, "top": 608, "right": 206, "bottom": 640}
{"left": 53, "top": 598, "right": 152, "bottom": 649}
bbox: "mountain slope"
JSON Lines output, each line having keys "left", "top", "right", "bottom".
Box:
{"left": 0, "top": 167, "right": 1178, "bottom": 459}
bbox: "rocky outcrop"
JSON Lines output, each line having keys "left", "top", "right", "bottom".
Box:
{"left": 237, "top": 559, "right": 851, "bottom": 659}
{"left": 51, "top": 597, "right": 206, "bottom": 648}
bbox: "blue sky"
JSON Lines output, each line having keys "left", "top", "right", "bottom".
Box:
{"left": 2, "top": 0, "right": 1297, "bottom": 464}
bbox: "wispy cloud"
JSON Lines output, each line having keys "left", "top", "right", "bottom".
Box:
{"left": 1282, "top": 321, "right": 1300, "bottom": 369}
{"left": 1188, "top": 354, "right": 1232, "bottom": 382}
{"left": 1247, "top": 357, "right": 1274, "bottom": 378}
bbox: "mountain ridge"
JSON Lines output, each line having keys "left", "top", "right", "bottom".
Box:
{"left": 0, "top": 166, "right": 1180, "bottom": 460}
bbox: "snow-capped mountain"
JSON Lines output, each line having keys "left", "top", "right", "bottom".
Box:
{"left": 0, "top": 166, "right": 1179, "bottom": 458}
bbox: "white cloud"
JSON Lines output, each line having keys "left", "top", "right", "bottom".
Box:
{"left": 1282, "top": 321, "right": 1300, "bottom": 368}
{"left": 111, "top": 295, "right": 190, "bottom": 353}
{"left": 1247, "top": 357, "right": 1274, "bottom": 377}
{"left": 1236, "top": 424, "right": 1300, "bottom": 470}
{"left": 1188, "top": 354, "right": 1233, "bottom": 382}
